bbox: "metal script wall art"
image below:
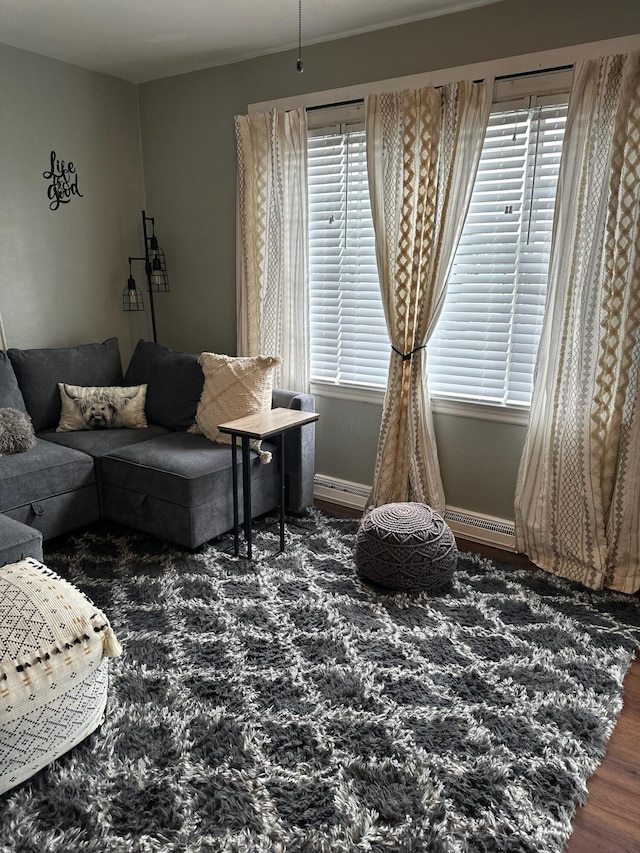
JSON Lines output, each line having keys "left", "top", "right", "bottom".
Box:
{"left": 43, "top": 150, "right": 83, "bottom": 211}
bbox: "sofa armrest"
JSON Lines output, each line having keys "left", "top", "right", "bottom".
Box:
{"left": 271, "top": 389, "right": 316, "bottom": 513}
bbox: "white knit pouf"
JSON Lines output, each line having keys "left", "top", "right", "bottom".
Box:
{"left": 0, "top": 558, "right": 121, "bottom": 794}
{"left": 355, "top": 502, "right": 458, "bottom": 593}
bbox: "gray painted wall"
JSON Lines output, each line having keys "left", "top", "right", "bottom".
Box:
{"left": 137, "top": 0, "right": 639, "bottom": 521}
{"left": 0, "top": 43, "right": 148, "bottom": 367}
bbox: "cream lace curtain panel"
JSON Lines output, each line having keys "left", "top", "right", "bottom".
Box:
{"left": 366, "top": 80, "right": 492, "bottom": 513}
{"left": 515, "top": 53, "right": 640, "bottom": 594}
{"left": 235, "top": 108, "right": 309, "bottom": 393}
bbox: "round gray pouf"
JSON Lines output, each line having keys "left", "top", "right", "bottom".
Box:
{"left": 355, "top": 502, "right": 458, "bottom": 593}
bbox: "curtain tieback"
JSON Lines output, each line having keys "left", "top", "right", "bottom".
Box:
{"left": 391, "top": 344, "right": 427, "bottom": 362}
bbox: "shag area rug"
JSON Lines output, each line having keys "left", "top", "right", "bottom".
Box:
{"left": 1, "top": 510, "right": 639, "bottom": 853}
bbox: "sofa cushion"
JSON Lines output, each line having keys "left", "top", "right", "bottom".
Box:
{"left": 0, "top": 408, "right": 36, "bottom": 455}
{"left": 40, "top": 424, "right": 169, "bottom": 458}
{"left": 57, "top": 383, "right": 147, "bottom": 431}
{"left": 124, "top": 339, "right": 204, "bottom": 431}
{"left": 0, "top": 438, "right": 95, "bottom": 512}
{"left": 101, "top": 431, "right": 276, "bottom": 508}
{"left": 8, "top": 338, "right": 123, "bottom": 432}
{"left": 0, "top": 352, "right": 27, "bottom": 412}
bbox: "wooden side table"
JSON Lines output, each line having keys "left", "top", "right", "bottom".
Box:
{"left": 218, "top": 407, "right": 319, "bottom": 559}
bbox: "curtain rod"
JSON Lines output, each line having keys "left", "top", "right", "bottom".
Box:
{"left": 307, "top": 98, "right": 362, "bottom": 112}
{"left": 494, "top": 63, "right": 572, "bottom": 81}
{"left": 306, "top": 65, "right": 573, "bottom": 112}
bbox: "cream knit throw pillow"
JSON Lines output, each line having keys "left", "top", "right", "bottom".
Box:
{"left": 193, "top": 353, "right": 281, "bottom": 463}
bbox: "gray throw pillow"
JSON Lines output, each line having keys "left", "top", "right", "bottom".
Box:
{"left": 0, "top": 408, "right": 37, "bottom": 455}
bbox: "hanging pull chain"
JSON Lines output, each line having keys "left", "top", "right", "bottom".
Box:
{"left": 296, "top": 0, "right": 304, "bottom": 72}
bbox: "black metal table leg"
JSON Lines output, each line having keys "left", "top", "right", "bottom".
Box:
{"left": 241, "top": 436, "right": 252, "bottom": 560}
{"left": 217, "top": 409, "right": 318, "bottom": 562}
{"left": 278, "top": 432, "right": 285, "bottom": 552}
{"left": 231, "top": 434, "right": 239, "bottom": 556}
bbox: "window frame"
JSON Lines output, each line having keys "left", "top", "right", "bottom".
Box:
{"left": 308, "top": 69, "right": 571, "bottom": 424}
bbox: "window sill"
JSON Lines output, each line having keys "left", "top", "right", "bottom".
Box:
{"left": 432, "top": 397, "right": 530, "bottom": 426}
{"left": 310, "top": 380, "right": 385, "bottom": 406}
{"left": 310, "top": 380, "right": 530, "bottom": 426}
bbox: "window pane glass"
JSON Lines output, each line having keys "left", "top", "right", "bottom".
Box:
{"left": 308, "top": 130, "right": 389, "bottom": 388}
{"left": 427, "top": 103, "right": 567, "bottom": 406}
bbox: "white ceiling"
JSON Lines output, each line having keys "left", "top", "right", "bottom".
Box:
{"left": 0, "top": 0, "right": 504, "bottom": 84}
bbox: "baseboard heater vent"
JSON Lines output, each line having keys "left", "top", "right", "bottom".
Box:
{"left": 444, "top": 509, "right": 516, "bottom": 551}
{"left": 314, "top": 475, "right": 369, "bottom": 511}
{"left": 314, "top": 475, "right": 516, "bottom": 551}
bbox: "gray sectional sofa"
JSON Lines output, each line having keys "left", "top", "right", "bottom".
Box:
{"left": 0, "top": 338, "right": 315, "bottom": 564}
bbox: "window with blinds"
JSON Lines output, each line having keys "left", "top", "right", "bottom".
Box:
{"left": 427, "top": 101, "right": 568, "bottom": 406}
{"left": 308, "top": 125, "right": 388, "bottom": 388}
{"left": 307, "top": 88, "right": 568, "bottom": 408}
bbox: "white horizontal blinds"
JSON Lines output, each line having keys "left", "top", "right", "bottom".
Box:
{"left": 308, "top": 126, "right": 389, "bottom": 387}
{"left": 427, "top": 101, "right": 568, "bottom": 406}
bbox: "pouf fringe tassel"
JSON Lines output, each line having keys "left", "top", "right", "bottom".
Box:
{"left": 102, "top": 626, "right": 122, "bottom": 658}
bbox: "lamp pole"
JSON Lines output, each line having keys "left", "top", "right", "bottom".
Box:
{"left": 141, "top": 210, "right": 158, "bottom": 345}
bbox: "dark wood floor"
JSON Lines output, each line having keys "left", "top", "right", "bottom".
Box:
{"left": 316, "top": 501, "right": 640, "bottom": 853}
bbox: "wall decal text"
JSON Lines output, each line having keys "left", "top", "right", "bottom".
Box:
{"left": 43, "top": 151, "right": 83, "bottom": 211}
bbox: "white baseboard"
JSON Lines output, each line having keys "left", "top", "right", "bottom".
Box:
{"left": 313, "top": 475, "right": 516, "bottom": 551}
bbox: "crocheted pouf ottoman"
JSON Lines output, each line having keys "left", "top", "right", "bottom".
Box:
{"left": 355, "top": 501, "right": 458, "bottom": 593}
{"left": 0, "top": 558, "right": 121, "bottom": 794}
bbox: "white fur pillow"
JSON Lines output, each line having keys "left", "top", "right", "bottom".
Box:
{"left": 193, "top": 353, "right": 281, "bottom": 463}
{"left": 57, "top": 384, "right": 148, "bottom": 431}
{"left": 0, "top": 408, "right": 37, "bottom": 455}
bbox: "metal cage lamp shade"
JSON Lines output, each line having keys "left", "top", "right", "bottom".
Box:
{"left": 123, "top": 210, "right": 170, "bottom": 343}
{"left": 122, "top": 263, "right": 145, "bottom": 312}
{"left": 147, "top": 232, "right": 170, "bottom": 293}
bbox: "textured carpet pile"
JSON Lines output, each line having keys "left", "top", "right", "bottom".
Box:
{"left": 1, "top": 510, "right": 639, "bottom": 853}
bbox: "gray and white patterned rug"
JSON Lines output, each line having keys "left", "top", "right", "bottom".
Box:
{"left": 1, "top": 510, "right": 639, "bottom": 853}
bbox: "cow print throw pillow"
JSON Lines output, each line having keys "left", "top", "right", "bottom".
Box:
{"left": 57, "top": 384, "right": 148, "bottom": 431}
